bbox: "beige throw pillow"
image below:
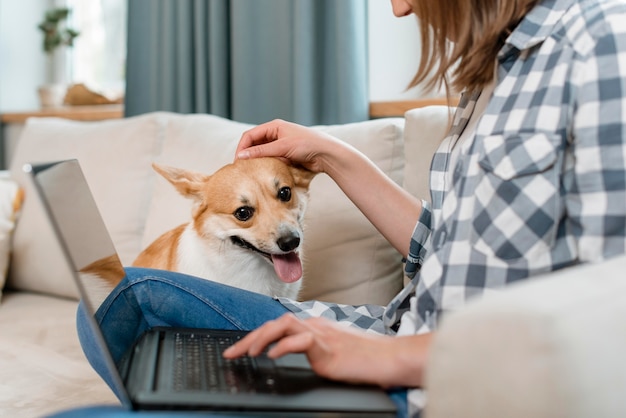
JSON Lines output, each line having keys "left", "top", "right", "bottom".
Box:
{"left": 8, "top": 114, "right": 165, "bottom": 299}
{"left": 402, "top": 106, "right": 452, "bottom": 202}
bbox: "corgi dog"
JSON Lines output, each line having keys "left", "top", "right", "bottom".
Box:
{"left": 132, "top": 158, "right": 316, "bottom": 299}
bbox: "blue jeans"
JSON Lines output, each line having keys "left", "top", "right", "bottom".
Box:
{"left": 69, "top": 268, "right": 408, "bottom": 418}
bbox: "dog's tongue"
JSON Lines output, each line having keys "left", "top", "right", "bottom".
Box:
{"left": 271, "top": 252, "right": 303, "bottom": 283}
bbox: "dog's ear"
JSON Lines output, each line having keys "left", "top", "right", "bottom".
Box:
{"left": 288, "top": 165, "right": 317, "bottom": 189}
{"left": 152, "top": 163, "right": 209, "bottom": 201}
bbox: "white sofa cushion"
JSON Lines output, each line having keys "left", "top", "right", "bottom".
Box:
{"left": 402, "top": 105, "right": 451, "bottom": 202}
{"left": 142, "top": 113, "right": 407, "bottom": 304}
{"left": 425, "top": 254, "right": 626, "bottom": 418}
{"left": 8, "top": 114, "right": 165, "bottom": 299}
{"left": 297, "top": 119, "right": 406, "bottom": 303}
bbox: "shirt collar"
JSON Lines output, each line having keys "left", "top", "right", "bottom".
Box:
{"left": 498, "top": 0, "right": 575, "bottom": 61}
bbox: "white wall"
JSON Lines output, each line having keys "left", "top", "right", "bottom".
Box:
{"left": 368, "top": 0, "right": 438, "bottom": 101}
{"left": 0, "top": 0, "right": 50, "bottom": 112}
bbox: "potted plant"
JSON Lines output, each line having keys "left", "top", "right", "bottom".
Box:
{"left": 37, "top": 7, "right": 80, "bottom": 107}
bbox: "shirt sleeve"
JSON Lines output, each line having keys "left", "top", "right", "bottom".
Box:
{"left": 570, "top": 17, "right": 626, "bottom": 262}
{"left": 404, "top": 199, "right": 433, "bottom": 279}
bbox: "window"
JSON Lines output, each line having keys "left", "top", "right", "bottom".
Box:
{"left": 65, "top": 0, "right": 127, "bottom": 99}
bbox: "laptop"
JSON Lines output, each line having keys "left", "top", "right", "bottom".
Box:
{"left": 24, "top": 159, "right": 397, "bottom": 417}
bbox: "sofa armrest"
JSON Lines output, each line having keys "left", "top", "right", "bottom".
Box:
{"left": 424, "top": 255, "right": 626, "bottom": 418}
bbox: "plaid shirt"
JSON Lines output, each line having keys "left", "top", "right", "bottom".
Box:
{"left": 281, "top": 0, "right": 626, "bottom": 414}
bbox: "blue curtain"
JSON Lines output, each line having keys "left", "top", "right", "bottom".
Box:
{"left": 124, "top": 0, "right": 369, "bottom": 125}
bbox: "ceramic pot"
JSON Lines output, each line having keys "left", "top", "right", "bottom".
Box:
{"left": 37, "top": 84, "right": 67, "bottom": 108}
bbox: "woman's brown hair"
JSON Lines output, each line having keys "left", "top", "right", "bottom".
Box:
{"left": 409, "top": 0, "right": 541, "bottom": 95}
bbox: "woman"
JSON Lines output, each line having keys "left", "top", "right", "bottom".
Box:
{"left": 73, "top": 0, "right": 626, "bottom": 417}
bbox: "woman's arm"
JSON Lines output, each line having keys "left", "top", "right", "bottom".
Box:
{"left": 236, "top": 119, "right": 423, "bottom": 257}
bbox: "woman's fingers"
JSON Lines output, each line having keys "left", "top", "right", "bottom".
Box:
{"left": 247, "top": 314, "right": 310, "bottom": 356}
{"left": 235, "top": 119, "right": 290, "bottom": 158}
{"left": 266, "top": 330, "right": 319, "bottom": 358}
{"left": 223, "top": 313, "right": 308, "bottom": 358}
{"left": 223, "top": 314, "right": 412, "bottom": 387}
{"left": 234, "top": 119, "right": 336, "bottom": 175}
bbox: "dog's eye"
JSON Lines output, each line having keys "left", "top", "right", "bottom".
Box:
{"left": 234, "top": 206, "right": 254, "bottom": 221}
{"left": 278, "top": 187, "right": 291, "bottom": 202}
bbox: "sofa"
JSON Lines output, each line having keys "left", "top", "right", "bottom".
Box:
{"left": 0, "top": 105, "right": 624, "bottom": 418}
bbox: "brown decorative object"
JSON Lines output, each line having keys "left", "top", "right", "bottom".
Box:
{"left": 63, "top": 83, "right": 124, "bottom": 106}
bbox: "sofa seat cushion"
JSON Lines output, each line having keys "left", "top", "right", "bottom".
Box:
{"left": 0, "top": 292, "right": 117, "bottom": 417}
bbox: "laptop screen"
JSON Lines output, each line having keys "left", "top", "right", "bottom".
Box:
{"left": 25, "top": 159, "right": 131, "bottom": 405}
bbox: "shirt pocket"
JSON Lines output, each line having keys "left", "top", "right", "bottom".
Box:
{"left": 470, "top": 133, "right": 561, "bottom": 260}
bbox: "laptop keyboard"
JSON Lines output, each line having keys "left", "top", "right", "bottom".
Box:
{"left": 172, "top": 331, "right": 279, "bottom": 394}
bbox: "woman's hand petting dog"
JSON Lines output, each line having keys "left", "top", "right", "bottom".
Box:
{"left": 236, "top": 119, "right": 354, "bottom": 175}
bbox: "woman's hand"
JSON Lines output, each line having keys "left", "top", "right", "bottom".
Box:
{"left": 236, "top": 119, "right": 351, "bottom": 174}
{"left": 223, "top": 313, "right": 433, "bottom": 388}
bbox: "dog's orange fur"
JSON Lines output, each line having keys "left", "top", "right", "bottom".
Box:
{"left": 132, "top": 158, "right": 315, "bottom": 298}
{"left": 133, "top": 225, "right": 186, "bottom": 271}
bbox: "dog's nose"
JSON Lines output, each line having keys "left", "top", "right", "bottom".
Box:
{"left": 277, "top": 233, "right": 300, "bottom": 252}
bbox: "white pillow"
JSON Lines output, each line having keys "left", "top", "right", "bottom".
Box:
{"left": 142, "top": 113, "right": 407, "bottom": 305}
{"left": 8, "top": 114, "right": 165, "bottom": 300}
{"left": 0, "top": 172, "right": 23, "bottom": 303}
{"left": 304, "top": 120, "right": 406, "bottom": 304}
{"left": 402, "top": 106, "right": 452, "bottom": 201}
